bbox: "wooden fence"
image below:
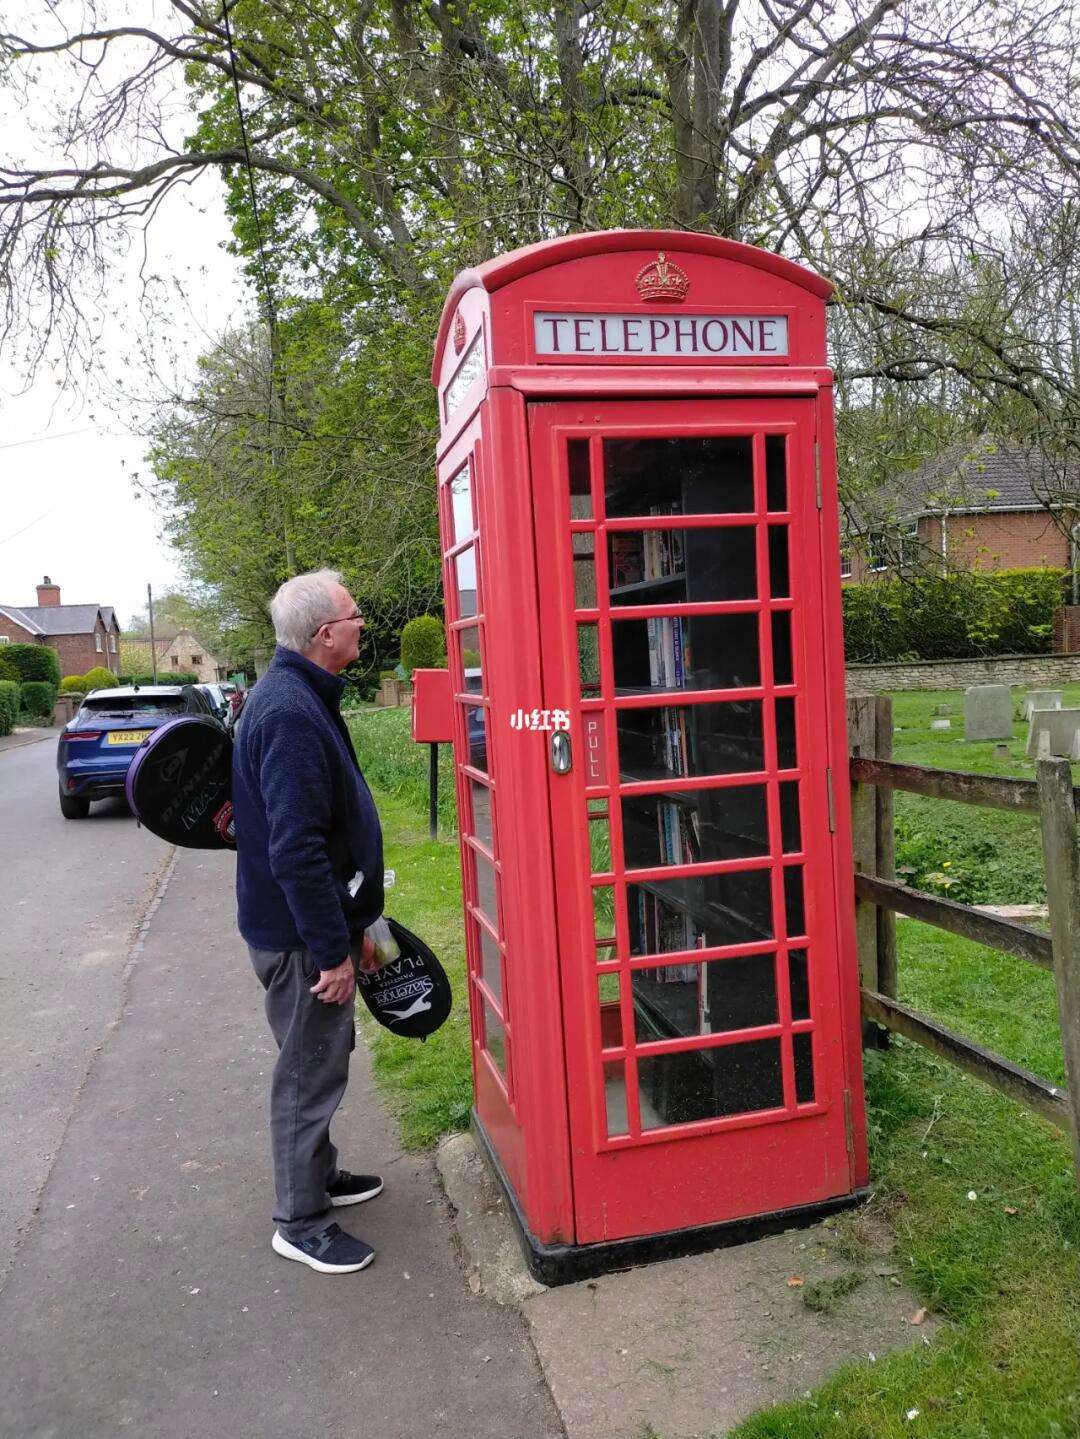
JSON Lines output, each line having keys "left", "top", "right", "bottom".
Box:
{"left": 847, "top": 695, "right": 1080, "bottom": 1185}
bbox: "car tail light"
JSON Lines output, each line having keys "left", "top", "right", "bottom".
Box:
{"left": 66, "top": 730, "right": 103, "bottom": 742}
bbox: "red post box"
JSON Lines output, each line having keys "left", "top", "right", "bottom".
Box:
{"left": 429, "top": 231, "right": 868, "bottom": 1280}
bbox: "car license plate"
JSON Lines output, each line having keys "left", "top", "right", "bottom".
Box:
{"left": 107, "top": 730, "right": 152, "bottom": 746}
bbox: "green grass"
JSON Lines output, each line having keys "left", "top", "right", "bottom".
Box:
{"left": 889, "top": 687, "right": 1080, "bottom": 905}
{"left": 351, "top": 692, "right": 1080, "bottom": 1437}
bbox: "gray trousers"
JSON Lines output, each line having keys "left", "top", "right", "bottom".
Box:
{"left": 248, "top": 943, "right": 359, "bottom": 1242}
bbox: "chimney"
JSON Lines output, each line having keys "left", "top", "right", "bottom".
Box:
{"left": 36, "top": 575, "right": 61, "bottom": 607}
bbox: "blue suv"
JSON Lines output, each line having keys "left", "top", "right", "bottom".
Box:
{"left": 57, "top": 684, "right": 220, "bottom": 818}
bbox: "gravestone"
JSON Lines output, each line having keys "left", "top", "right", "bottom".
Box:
{"left": 933, "top": 704, "right": 951, "bottom": 717}
{"left": 1023, "top": 690, "right": 1063, "bottom": 719}
{"left": 1025, "top": 707, "right": 1080, "bottom": 760}
{"left": 930, "top": 718, "right": 952, "bottom": 731}
{"left": 964, "top": 684, "right": 1012, "bottom": 742}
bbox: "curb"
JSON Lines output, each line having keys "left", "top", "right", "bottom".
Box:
{"left": 0, "top": 730, "right": 55, "bottom": 754}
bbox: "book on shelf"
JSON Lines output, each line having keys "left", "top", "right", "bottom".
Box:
{"left": 610, "top": 534, "right": 644, "bottom": 587}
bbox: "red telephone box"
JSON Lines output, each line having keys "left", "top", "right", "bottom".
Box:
{"left": 425, "top": 230, "right": 868, "bottom": 1280}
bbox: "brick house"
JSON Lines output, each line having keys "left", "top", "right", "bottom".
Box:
{"left": 121, "top": 629, "right": 229, "bottom": 683}
{"left": 0, "top": 577, "right": 121, "bottom": 677}
{"left": 842, "top": 440, "right": 1078, "bottom": 584}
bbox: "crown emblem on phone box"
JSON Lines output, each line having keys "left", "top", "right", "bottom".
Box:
{"left": 635, "top": 252, "right": 690, "bottom": 302}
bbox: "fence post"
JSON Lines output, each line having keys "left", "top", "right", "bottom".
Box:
{"left": 875, "top": 695, "right": 897, "bottom": 1003}
{"left": 1036, "top": 756, "right": 1080, "bottom": 1187}
{"left": 848, "top": 696, "right": 880, "bottom": 1045}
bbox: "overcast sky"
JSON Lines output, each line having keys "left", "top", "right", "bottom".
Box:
{"left": 0, "top": 170, "right": 245, "bottom": 630}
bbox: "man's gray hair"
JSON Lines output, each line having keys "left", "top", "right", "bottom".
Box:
{"left": 269, "top": 569, "right": 345, "bottom": 652}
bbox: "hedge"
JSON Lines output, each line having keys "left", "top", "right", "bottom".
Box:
{"left": 400, "top": 615, "right": 446, "bottom": 674}
{"left": 0, "top": 649, "right": 19, "bottom": 683}
{"left": 82, "top": 666, "right": 119, "bottom": 692}
{"left": 0, "top": 680, "right": 19, "bottom": 735}
{"left": 59, "top": 674, "right": 86, "bottom": 694}
{"left": 19, "top": 681, "right": 58, "bottom": 719}
{"left": 3, "top": 643, "right": 60, "bottom": 685}
{"left": 842, "top": 567, "right": 1067, "bottom": 663}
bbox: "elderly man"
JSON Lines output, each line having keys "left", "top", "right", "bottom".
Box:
{"left": 233, "top": 569, "right": 385, "bottom": 1274}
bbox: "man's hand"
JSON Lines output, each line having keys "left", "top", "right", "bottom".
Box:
{"left": 310, "top": 955, "right": 355, "bottom": 1006}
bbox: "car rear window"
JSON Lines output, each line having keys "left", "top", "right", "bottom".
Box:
{"left": 82, "top": 695, "right": 185, "bottom": 717}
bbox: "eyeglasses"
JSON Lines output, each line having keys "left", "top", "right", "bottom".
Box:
{"left": 313, "top": 608, "right": 365, "bottom": 638}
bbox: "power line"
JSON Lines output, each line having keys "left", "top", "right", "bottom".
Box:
{"left": 0, "top": 426, "right": 97, "bottom": 451}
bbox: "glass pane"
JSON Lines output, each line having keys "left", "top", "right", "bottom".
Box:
{"left": 574, "top": 547, "right": 598, "bottom": 609}
{"left": 578, "top": 623, "right": 601, "bottom": 695}
{"left": 465, "top": 704, "right": 487, "bottom": 772}
{"left": 766, "top": 436, "right": 787, "bottom": 511}
{"left": 612, "top": 614, "right": 759, "bottom": 694}
{"left": 633, "top": 953, "right": 777, "bottom": 1042}
{"left": 459, "top": 625, "right": 482, "bottom": 694}
{"left": 609, "top": 526, "right": 756, "bottom": 605}
{"left": 628, "top": 870, "right": 773, "bottom": 955}
{"left": 772, "top": 612, "right": 793, "bottom": 686}
{"left": 604, "top": 437, "right": 754, "bottom": 516}
{"left": 450, "top": 461, "right": 473, "bottom": 544}
{"left": 784, "top": 866, "right": 806, "bottom": 938}
{"left": 788, "top": 948, "right": 810, "bottom": 1021}
{"left": 617, "top": 700, "right": 764, "bottom": 781}
{"left": 779, "top": 781, "right": 801, "bottom": 853}
{"left": 598, "top": 972, "right": 623, "bottom": 1049}
{"left": 768, "top": 526, "right": 790, "bottom": 598}
{"left": 482, "top": 999, "right": 507, "bottom": 1076}
{"left": 569, "top": 439, "right": 593, "bottom": 519}
{"left": 776, "top": 698, "right": 798, "bottom": 769}
{"left": 794, "top": 1032, "right": 815, "bottom": 1104}
{"left": 622, "top": 786, "right": 769, "bottom": 868}
{"left": 639, "top": 1039, "right": 784, "bottom": 1128}
{"left": 479, "top": 924, "right": 503, "bottom": 1006}
{"left": 455, "top": 546, "right": 478, "bottom": 618}
{"left": 475, "top": 848, "right": 498, "bottom": 926}
{"left": 589, "top": 814, "right": 612, "bottom": 874}
{"left": 470, "top": 779, "right": 493, "bottom": 846}
{"left": 593, "top": 884, "right": 616, "bottom": 942}
{"left": 603, "top": 1059, "right": 629, "bottom": 1137}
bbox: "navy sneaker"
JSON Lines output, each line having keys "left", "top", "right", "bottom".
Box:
{"left": 272, "top": 1223, "right": 375, "bottom": 1273}
{"left": 327, "top": 1170, "right": 384, "bottom": 1207}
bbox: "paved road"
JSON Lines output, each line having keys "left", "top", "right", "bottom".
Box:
{"left": 0, "top": 734, "right": 173, "bottom": 1289}
{"left": 0, "top": 735, "right": 562, "bottom": 1438}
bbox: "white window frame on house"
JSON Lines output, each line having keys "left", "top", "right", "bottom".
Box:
{"left": 899, "top": 520, "right": 920, "bottom": 571}
{"left": 0, "top": 635, "right": 9, "bottom": 645}
{"left": 867, "top": 531, "right": 890, "bottom": 573}
{"left": 108, "top": 633, "right": 116, "bottom": 653}
{"left": 95, "top": 632, "right": 103, "bottom": 652}
{"left": 840, "top": 545, "right": 853, "bottom": 579}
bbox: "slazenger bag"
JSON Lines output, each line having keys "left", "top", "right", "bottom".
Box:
{"left": 125, "top": 715, "right": 235, "bottom": 849}
{"left": 356, "top": 918, "right": 452, "bottom": 1040}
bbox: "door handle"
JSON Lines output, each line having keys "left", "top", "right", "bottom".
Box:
{"left": 550, "top": 731, "right": 572, "bottom": 773}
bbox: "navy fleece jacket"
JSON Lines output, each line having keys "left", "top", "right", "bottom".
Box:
{"left": 232, "top": 645, "right": 384, "bottom": 969}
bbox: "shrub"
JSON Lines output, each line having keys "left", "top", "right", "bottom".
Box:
{"left": 19, "top": 681, "right": 58, "bottom": 719}
{"left": 0, "top": 649, "right": 18, "bottom": 683}
{"left": 82, "top": 666, "right": 119, "bottom": 692}
{"left": 170, "top": 670, "right": 199, "bottom": 685}
{"left": 128, "top": 673, "right": 158, "bottom": 687}
{"left": 400, "top": 616, "right": 446, "bottom": 674}
{"left": 59, "top": 674, "right": 87, "bottom": 694}
{"left": 0, "top": 680, "right": 19, "bottom": 735}
{"left": 3, "top": 642, "right": 60, "bottom": 684}
{"left": 843, "top": 567, "right": 1068, "bottom": 663}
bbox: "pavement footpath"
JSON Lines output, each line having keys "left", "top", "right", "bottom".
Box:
{"left": 0, "top": 843, "right": 562, "bottom": 1439}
